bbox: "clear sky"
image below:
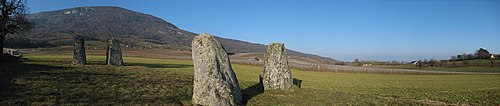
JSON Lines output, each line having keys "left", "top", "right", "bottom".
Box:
{"left": 28, "top": 0, "right": 500, "bottom": 61}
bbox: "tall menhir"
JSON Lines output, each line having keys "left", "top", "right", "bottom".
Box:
{"left": 106, "top": 38, "right": 123, "bottom": 66}
{"left": 191, "top": 33, "right": 242, "bottom": 106}
{"left": 72, "top": 35, "right": 86, "bottom": 65}
{"left": 261, "top": 43, "right": 293, "bottom": 91}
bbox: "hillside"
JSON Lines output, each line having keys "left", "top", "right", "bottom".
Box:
{"left": 6, "top": 6, "right": 340, "bottom": 64}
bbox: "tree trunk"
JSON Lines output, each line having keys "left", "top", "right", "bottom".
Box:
{"left": 105, "top": 43, "right": 109, "bottom": 65}
{"left": 492, "top": 61, "right": 494, "bottom": 68}
{"left": 0, "top": 34, "right": 5, "bottom": 53}
{"left": 0, "top": 34, "right": 5, "bottom": 60}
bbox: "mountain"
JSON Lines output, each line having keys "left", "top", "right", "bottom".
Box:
{"left": 7, "top": 6, "right": 340, "bottom": 64}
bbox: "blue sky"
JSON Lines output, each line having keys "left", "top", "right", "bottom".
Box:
{"left": 28, "top": 0, "right": 500, "bottom": 61}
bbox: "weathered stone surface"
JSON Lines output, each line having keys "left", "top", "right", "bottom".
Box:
{"left": 261, "top": 43, "right": 293, "bottom": 91}
{"left": 191, "top": 33, "right": 242, "bottom": 106}
{"left": 72, "top": 35, "right": 86, "bottom": 65}
{"left": 106, "top": 38, "right": 123, "bottom": 66}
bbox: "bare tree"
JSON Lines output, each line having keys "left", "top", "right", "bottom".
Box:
{"left": 417, "top": 60, "right": 423, "bottom": 69}
{"left": 392, "top": 60, "right": 399, "bottom": 65}
{"left": 450, "top": 56, "right": 457, "bottom": 61}
{"left": 429, "top": 59, "right": 436, "bottom": 69}
{"left": 0, "top": 0, "right": 32, "bottom": 57}
{"left": 475, "top": 48, "right": 490, "bottom": 59}
{"left": 423, "top": 59, "right": 429, "bottom": 64}
{"left": 354, "top": 58, "right": 360, "bottom": 66}
{"left": 460, "top": 53, "right": 467, "bottom": 60}
{"left": 467, "top": 54, "right": 475, "bottom": 60}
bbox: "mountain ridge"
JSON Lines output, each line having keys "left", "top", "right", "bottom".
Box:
{"left": 7, "top": 6, "right": 340, "bottom": 64}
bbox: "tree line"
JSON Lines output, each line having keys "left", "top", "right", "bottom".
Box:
{"left": 413, "top": 48, "right": 497, "bottom": 68}
{"left": 449, "top": 48, "right": 493, "bottom": 61}
{"left": 352, "top": 48, "right": 497, "bottom": 68}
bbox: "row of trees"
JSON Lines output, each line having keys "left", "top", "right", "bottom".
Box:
{"left": 414, "top": 59, "right": 441, "bottom": 68}
{"left": 352, "top": 48, "right": 495, "bottom": 68}
{"left": 412, "top": 48, "right": 496, "bottom": 68}
{"left": 353, "top": 58, "right": 405, "bottom": 66}
{"left": 450, "top": 48, "right": 492, "bottom": 61}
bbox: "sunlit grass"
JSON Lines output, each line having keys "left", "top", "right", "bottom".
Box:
{"left": 1, "top": 54, "right": 499, "bottom": 105}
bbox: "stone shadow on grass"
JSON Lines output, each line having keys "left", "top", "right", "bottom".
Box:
{"left": 241, "top": 76, "right": 264, "bottom": 105}
{"left": 127, "top": 62, "right": 193, "bottom": 68}
{"left": 242, "top": 83, "right": 264, "bottom": 105}
{"left": 241, "top": 77, "right": 303, "bottom": 105}
{"left": 293, "top": 78, "right": 303, "bottom": 88}
{"left": 0, "top": 60, "right": 72, "bottom": 103}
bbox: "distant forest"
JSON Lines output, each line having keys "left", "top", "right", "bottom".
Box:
{"left": 449, "top": 48, "right": 496, "bottom": 61}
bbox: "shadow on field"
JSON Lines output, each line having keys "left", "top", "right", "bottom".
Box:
{"left": 0, "top": 60, "right": 71, "bottom": 102}
{"left": 242, "top": 83, "right": 264, "bottom": 104}
{"left": 31, "top": 71, "right": 126, "bottom": 77}
{"left": 241, "top": 77, "right": 264, "bottom": 105}
{"left": 127, "top": 62, "right": 193, "bottom": 68}
{"left": 1, "top": 59, "right": 194, "bottom": 105}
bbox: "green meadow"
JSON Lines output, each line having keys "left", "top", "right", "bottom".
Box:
{"left": 1, "top": 55, "right": 499, "bottom": 105}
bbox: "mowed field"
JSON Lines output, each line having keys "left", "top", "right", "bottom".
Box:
{"left": 1, "top": 54, "right": 499, "bottom": 105}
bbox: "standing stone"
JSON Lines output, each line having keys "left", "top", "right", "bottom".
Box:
{"left": 261, "top": 43, "right": 293, "bottom": 91}
{"left": 191, "top": 33, "right": 242, "bottom": 106}
{"left": 106, "top": 38, "right": 123, "bottom": 66}
{"left": 72, "top": 35, "right": 86, "bottom": 65}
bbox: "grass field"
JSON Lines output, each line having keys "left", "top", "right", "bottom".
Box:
{"left": 1, "top": 54, "right": 499, "bottom": 105}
